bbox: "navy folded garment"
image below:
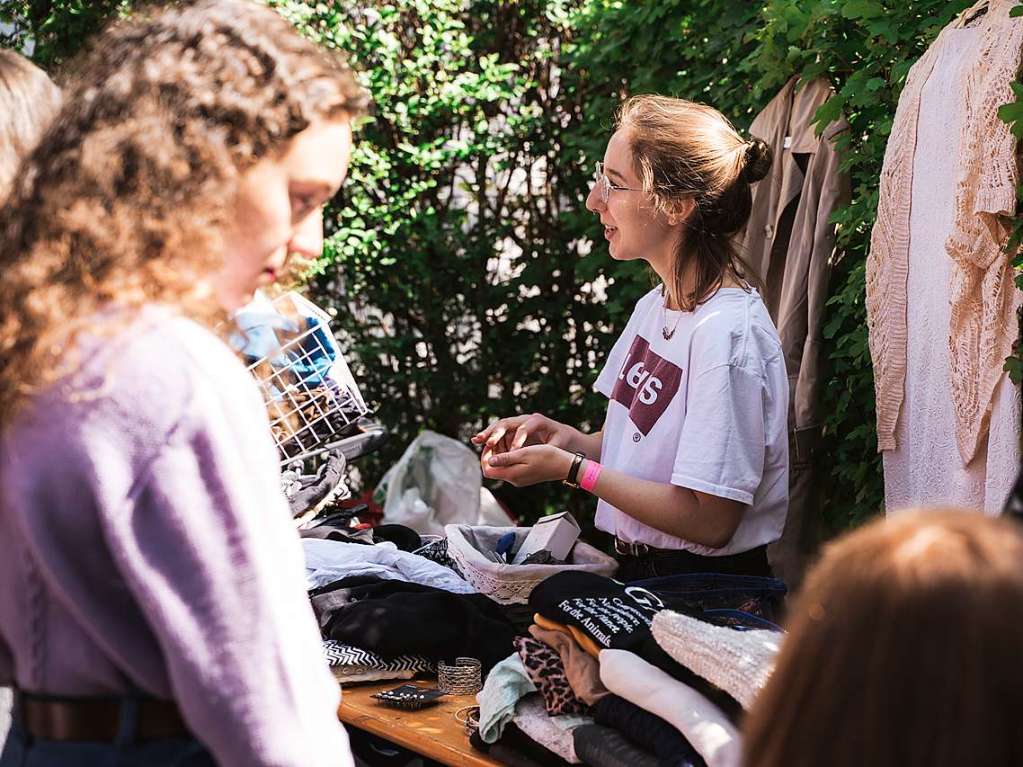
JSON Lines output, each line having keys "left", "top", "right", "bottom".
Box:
{"left": 573, "top": 724, "right": 660, "bottom": 767}
{"left": 593, "top": 695, "right": 706, "bottom": 767}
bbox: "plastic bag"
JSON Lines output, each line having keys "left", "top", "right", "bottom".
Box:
{"left": 375, "top": 430, "right": 510, "bottom": 535}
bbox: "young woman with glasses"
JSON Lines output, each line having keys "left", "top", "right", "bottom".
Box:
{"left": 474, "top": 95, "right": 787, "bottom": 581}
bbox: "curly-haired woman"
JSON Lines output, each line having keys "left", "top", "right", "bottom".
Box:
{"left": 0, "top": 2, "right": 368, "bottom": 765}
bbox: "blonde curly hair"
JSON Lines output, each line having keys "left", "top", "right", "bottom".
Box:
{"left": 0, "top": 0, "right": 369, "bottom": 429}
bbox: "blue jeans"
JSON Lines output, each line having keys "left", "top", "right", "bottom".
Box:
{"left": 0, "top": 697, "right": 214, "bottom": 767}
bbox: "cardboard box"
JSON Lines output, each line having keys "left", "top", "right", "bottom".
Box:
{"left": 512, "top": 512, "right": 581, "bottom": 565}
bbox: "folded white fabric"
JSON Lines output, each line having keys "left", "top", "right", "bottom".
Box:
{"left": 599, "top": 649, "right": 741, "bottom": 767}
{"left": 512, "top": 694, "right": 591, "bottom": 764}
{"left": 477, "top": 653, "right": 537, "bottom": 744}
{"left": 303, "top": 538, "right": 475, "bottom": 593}
{"left": 651, "top": 610, "right": 781, "bottom": 710}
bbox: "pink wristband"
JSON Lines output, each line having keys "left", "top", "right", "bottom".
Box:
{"left": 579, "top": 460, "right": 603, "bottom": 492}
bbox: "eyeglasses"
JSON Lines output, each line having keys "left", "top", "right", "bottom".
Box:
{"left": 593, "top": 161, "right": 642, "bottom": 204}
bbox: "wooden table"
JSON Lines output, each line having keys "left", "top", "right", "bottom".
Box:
{"left": 337, "top": 680, "right": 502, "bottom": 767}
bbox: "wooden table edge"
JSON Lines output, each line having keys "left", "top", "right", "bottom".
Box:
{"left": 337, "top": 680, "right": 502, "bottom": 767}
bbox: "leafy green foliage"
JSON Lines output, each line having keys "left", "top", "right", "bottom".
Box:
{"left": 0, "top": 0, "right": 133, "bottom": 67}
{"left": 269, "top": 0, "right": 619, "bottom": 520}
{"left": 745, "top": 0, "right": 973, "bottom": 531}
{"left": 7, "top": 0, "right": 1008, "bottom": 534}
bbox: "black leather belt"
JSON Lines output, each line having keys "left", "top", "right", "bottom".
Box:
{"left": 614, "top": 536, "right": 654, "bottom": 557}
{"left": 13, "top": 690, "right": 190, "bottom": 742}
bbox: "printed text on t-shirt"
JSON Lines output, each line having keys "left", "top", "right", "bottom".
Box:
{"left": 610, "top": 335, "right": 683, "bottom": 435}
{"left": 557, "top": 597, "right": 654, "bottom": 649}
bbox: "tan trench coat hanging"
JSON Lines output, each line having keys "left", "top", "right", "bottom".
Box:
{"left": 739, "top": 76, "right": 851, "bottom": 585}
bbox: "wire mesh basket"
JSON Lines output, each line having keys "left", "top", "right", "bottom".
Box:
{"left": 231, "top": 291, "right": 370, "bottom": 466}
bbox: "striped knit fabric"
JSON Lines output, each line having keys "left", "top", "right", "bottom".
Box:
{"left": 321, "top": 640, "right": 434, "bottom": 678}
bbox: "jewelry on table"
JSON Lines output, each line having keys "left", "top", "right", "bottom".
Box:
{"left": 437, "top": 657, "right": 483, "bottom": 695}
{"left": 454, "top": 705, "right": 481, "bottom": 736}
{"left": 370, "top": 684, "right": 447, "bottom": 711}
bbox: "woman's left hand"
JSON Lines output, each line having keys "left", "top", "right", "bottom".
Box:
{"left": 481, "top": 444, "right": 574, "bottom": 487}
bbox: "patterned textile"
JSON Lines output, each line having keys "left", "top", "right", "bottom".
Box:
{"left": 528, "top": 624, "right": 609, "bottom": 706}
{"left": 512, "top": 694, "right": 592, "bottom": 765}
{"left": 413, "top": 537, "right": 465, "bottom": 579}
{"left": 651, "top": 611, "right": 781, "bottom": 710}
{"left": 945, "top": 0, "right": 1023, "bottom": 464}
{"left": 321, "top": 640, "right": 434, "bottom": 679}
{"left": 867, "top": 0, "right": 1022, "bottom": 460}
{"left": 514, "top": 636, "right": 588, "bottom": 716}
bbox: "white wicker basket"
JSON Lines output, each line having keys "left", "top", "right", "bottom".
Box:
{"left": 445, "top": 524, "right": 618, "bottom": 605}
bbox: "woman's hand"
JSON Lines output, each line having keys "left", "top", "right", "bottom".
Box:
{"left": 480, "top": 444, "right": 575, "bottom": 487}
{"left": 471, "top": 413, "right": 576, "bottom": 461}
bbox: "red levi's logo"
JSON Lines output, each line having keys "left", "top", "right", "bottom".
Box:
{"left": 610, "top": 335, "right": 683, "bottom": 436}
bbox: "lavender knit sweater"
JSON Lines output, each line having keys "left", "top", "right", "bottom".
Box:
{"left": 0, "top": 309, "right": 352, "bottom": 766}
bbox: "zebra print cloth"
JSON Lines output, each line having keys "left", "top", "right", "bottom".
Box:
{"left": 322, "top": 640, "right": 434, "bottom": 678}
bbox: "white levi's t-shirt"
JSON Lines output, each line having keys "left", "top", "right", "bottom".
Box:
{"left": 593, "top": 286, "right": 789, "bottom": 556}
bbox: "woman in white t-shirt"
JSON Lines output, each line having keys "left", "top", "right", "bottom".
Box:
{"left": 473, "top": 95, "right": 789, "bottom": 580}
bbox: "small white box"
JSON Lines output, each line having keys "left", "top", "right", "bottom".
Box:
{"left": 511, "top": 512, "right": 581, "bottom": 565}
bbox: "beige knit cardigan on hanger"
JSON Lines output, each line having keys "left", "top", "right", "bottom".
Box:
{"left": 867, "top": 0, "right": 1023, "bottom": 463}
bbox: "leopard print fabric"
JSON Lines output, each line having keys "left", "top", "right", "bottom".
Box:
{"left": 513, "top": 635, "right": 589, "bottom": 716}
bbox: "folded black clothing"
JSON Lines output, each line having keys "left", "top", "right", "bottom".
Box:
{"left": 299, "top": 525, "right": 373, "bottom": 544}
{"left": 371, "top": 524, "right": 422, "bottom": 552}
{"left": 314, "top": 577, "right": 516, "bottom": 672}
{"left": 470, "top": 728, "right": 488, "bottom": 754}
{"left": 309, "top": 575, "right": 392, "bottom": 618}
{"left": 489, "top": 742, "right": 552, "bottom": 767}
{"left": 309, "top": 573, "right": 387, "bottom": 597}
{"left": 573, "top": 724, "right": 660, "bottom": 767}
{"left": 470, "top": 723, "right": 574, "bottom": 767}
{"left": 530, "top": 571, "right": 679, "bottom": 653}
{"left": 593, "top": 695, "right": 706, "bottom": 767}
{"left": 498, "top": 602, "right": 537, "bottom": 635}
{"left": 300, "top": 521, "right": 421, "bottom": 552}
{"left": 529, "top": 572, "right": 742, "bottom": 722}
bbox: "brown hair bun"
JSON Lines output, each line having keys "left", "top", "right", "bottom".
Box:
{"left": 741, "top": 138, "right": 772, "bottom": 183}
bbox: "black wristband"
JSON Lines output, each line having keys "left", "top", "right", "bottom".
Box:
{"left": 562, "top": 451, "right": 586, "bottom": 488}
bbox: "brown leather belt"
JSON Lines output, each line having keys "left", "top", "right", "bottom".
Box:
{"left": 14, "top": 691, "right": 190, "bottom": 742}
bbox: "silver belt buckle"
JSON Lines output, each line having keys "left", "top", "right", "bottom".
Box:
{"left": 614, "top": 537, "right": 648, "bottom": 556}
